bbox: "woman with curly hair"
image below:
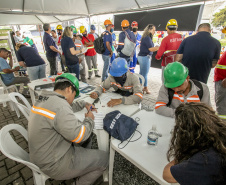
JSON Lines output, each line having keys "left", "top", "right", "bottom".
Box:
{"left": 163, "top": 102, "right": 226, "bottom": 185}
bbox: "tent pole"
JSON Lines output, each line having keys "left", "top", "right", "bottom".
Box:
{"left": 38, "top": 25, "right": 45, "bottom": 53}
{"left": 88, "top": 15, "right": 91, "bottom": 28}
{"left": 98, "top": 15, "right": 100, "bottom": 35}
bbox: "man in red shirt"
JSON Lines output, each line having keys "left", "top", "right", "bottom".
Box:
{"left": 80, "top": 26, "right": 100, "bottom": 79}
{"left": 214, "top": 27, "right": 226, "bottom": 120}
{"left": 155, "top": 19, "right": 183, "bottom": 82}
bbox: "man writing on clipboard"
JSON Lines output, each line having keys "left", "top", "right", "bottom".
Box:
{"left": 80, "top": 26, "right": 101, "bottom": 80}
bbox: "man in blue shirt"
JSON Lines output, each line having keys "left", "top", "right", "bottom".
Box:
{"left": 130, "top": 21, "right": 142, "bottom": 73}
{"left": 0, "top": 48, "right": 30, "bottom": 95}
{"left": 43, "top": 24, "right": 61, "bottom": 75}
{"left": 175, "top": 23, "right": 221, "bottom": 83}
{"left": 117, "top": 20, "right": 136, "bottom": 66}
{"left": 102, "top": 20, "right": 113, "bottom": 82}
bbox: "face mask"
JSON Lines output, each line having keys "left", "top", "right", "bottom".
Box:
{"left": 114, "top": 73, "right": 127, "bottom": 86}
{"left": 83, "top": 34, "right": 87, "bottom": 37}
{"left": 110, "top": 28, "right": 114, "bottom": 33}
{"left": 132, "top": 28, "right": 138, "bottom": 32}
{"left": 58, "top": 32, "right": 61, "bottom": 36}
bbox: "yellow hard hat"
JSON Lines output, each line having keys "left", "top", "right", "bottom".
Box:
{"left": 80, "top": 26, "right": 86, "bottom": 34}
{"left": 166, "top": 19, "right": 178, "bottom": 30}
{"left": 222, "top": 27, "right": 226, "bottom": 34}
{"left": 56, "top": 25, "right": 63, "bottom": 30}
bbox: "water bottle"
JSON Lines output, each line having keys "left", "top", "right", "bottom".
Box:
{"left": 147, "top": 125, "right": 158, "bottom": 146}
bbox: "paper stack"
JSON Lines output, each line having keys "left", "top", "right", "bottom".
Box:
{"left": 93, "top": 112, "right": 105, "bottom": 129}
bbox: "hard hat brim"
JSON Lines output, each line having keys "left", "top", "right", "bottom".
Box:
{"left": 109, "top": 70, "right": 127, "bottom": 77}
{"left": 164, "top": 79, "right": 186, "bottom": 89}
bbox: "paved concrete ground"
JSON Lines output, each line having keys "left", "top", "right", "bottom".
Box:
{"left": 0, "top": 52, "right": 216, "bottom": 185}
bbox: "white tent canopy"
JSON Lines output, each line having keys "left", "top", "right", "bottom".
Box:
{"left": 0, "top": 0, "right": 209, "bottom": 25}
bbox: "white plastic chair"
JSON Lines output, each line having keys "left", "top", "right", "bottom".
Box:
{"left": 0, "top": 124, "right": 50, "bottom": 185}
{"left": 9, "top": 92, "right": 31, "bottom": 120}
{"left": 134, "top": 73, "right": 145, "bottom": 89}
{"left": 0, "top": 93, "right": 17, "bottom": 111}
{"left": 0, "top": 74, "right": 19, "bottom": 94}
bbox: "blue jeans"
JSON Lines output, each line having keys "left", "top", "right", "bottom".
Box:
{"left": 102, "top": 55, "right": 111, "bottom": 82}
{"left": 109, "top": 53, "right": 116, "bottom": 71}
{"left": 67, "top": 63, "right": 80, "bottom": 79}
{"left": 27, "top": 64, "right": 46, "bottom": 81}
{"left": 130, "top": 51, "right": 137, "bottom": 73}
{"left": 138, "top": 56, "right": 151, "bottom": 87}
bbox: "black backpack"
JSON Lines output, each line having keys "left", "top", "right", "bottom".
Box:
{"left": 166, "top": 79, "right": 203, "bottom": 107}
{"left": 93, "top": 33, "right": 105, "bottom": 54}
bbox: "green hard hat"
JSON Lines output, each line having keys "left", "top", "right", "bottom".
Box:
{"left": 70, "top": 25, "right": 77, "bottom": 34}
{"left": 164, "top": 62, "right": 189, "bottom": 88}
{"left": 55, "top": 73, "right": 80, "bottom": 97}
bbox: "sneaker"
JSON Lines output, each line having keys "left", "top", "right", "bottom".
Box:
{"left": 95, "top": 74, "right": 101, "bottom": 78}
{"left": 88, "top": 76, "right": 91, "bottom": 80}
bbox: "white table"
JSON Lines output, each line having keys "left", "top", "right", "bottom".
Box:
{"left": 74, "top": 92, "right": 141, "bottom": 153}
{"left": 109, "top": 110, "right": 178, "bottom": 185}
{"left": 74, "top": 93, "right": 141, "bottom": 182}
{"left": 28, "top": 77, "right": 88, "bottom": 105}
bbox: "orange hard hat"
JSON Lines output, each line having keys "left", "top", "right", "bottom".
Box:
{"left": 222, "top": 27, "right": 226, "bottom": 34}
{"left": 104, "top": 20, "right": 112, "bottom": 25}
{"left": 121, "top": 20, "right": 130, "bottom": 27}
{"left": 131, "top": 21, "right": 138, "bottom": 27}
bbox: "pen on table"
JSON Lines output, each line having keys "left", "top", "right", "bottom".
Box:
{"left": 87, "top": 106, "right": 98, "bottom": 113}
{"left": 87, "top": 106, "right": 92, "bottom": 113}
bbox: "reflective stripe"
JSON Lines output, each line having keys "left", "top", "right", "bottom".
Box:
{"left": 163, "top": 50, "right": 177, "bottom": 54}
{"left": 187, "top": 95, "right": 200, "bottom": 102}
{"left": 111, "top": 82, "right": 122, "bottom": 88}
{"left": 110, "top": 82, "right": 133, "bottom": 89}
{"left": 124, "top": 86, "right": 133, "bottom": 89}
{"left": 93, "top": 68, "right": 98, "bottom": 71}
{"left": 87, "top": 46, "right": 94, "bottom": 49}
{"left": 0, "top": 72, "right": 5, "bottom": 74}
{"left": 155, "top": 102, "right": 167, "bottom": 109}
{"left": 216, "top": 64, "right": 226, "bottom": 70}
{"left": 88, "top": 69, "right": 93, "bottom": 72}
{"left": 99, "top": 85, "right": 106, "bottom": 93}
{"left": 71, "top": 125, "right": 86, "bottom": 143}
{"left": 75, "top": 44, "right": 81, "bottom": 47}
{"left": 135, "top": 93, "right": 143, "bottom": 99}
{"left": 118, "top": 42, "right": 124, "bottom": 45}
{"left": 173, "top": 93, "right": 184, "bottom": 102}
{"left": 31, "top": 106, "right": 56, "bottom": 120}
{"left": 218, "top": 115, "right": 226, "bottom": 119}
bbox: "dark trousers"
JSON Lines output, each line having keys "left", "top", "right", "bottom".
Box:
{"left": 67, "top": 63, "right": 80, "bottom": 79}
{"left": 47, "top": 56, "right": 57, "bottom": 75}
{"left": 7, "top": 77, "right": 30, "bottom": 94}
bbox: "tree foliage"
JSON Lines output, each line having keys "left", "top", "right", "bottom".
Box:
{"left": 212, "top": 6, "right": 226, "bottom": 27}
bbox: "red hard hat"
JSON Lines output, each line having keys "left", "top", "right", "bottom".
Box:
{"left": 131, "top": 21, "right": 138, "bottom": 27}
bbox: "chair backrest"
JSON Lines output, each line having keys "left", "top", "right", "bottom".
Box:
{"left": 0, "top": 124, "right": 43, "bottom": 173}
{"left": 0, "top": 73, "right": 7, "bottom": 88}
{"left": 0, "top": 74, "right": 19, "bottom": 93}
{"left": 9, "top": 92, "right": 31, "bottom": 120}
{"left": 134, "top": 73, "right": 145, "bottom": 88}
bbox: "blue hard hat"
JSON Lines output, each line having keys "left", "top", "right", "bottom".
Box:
{"left": 91, "top": 25, "right": 96, "bottom": 30}
{"left": 110, "top": 58, "right": 129, "bottom": 77}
